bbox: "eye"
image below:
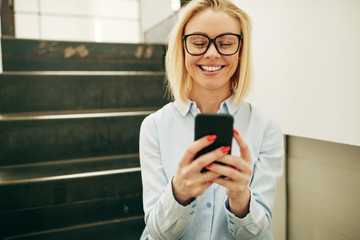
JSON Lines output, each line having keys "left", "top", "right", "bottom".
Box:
{"left": 219, "top": 42, "right": 234, "bottom": 47}
{"left": 191, "top": 41, "right": 207, "bottom": 48}
{"left": 217, "top": 39, "right": 236, "bottom": 48}
{"left": 216, "top": 35, "right": 238, "bottom": 48}
{"left": 187, "top": 35, "right": 209, "bottom": 49}
{"left": 193, "top": 42, "right": 206, "bottom": 48}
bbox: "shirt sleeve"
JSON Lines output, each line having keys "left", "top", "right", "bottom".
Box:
{"left": 224, "top": 116, "right": 284, "bottom": 239}
{"left": 139, "top": 115, "right": 198, "bottom": 240}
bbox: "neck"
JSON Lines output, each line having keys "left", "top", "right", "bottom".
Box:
{"left": 189, "top": 87, "right": 231, "bottom": 114}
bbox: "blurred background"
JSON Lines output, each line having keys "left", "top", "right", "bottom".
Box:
{"left": 0, "top": 0, "right": 359, "bottom": 239}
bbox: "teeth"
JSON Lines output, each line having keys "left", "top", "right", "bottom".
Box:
{"left": 201, "top": 65, "right": 222, "bottom": 72}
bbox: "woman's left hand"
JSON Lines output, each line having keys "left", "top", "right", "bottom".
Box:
{"left": 205, "top": 129, "right": 253, "bottom": 218}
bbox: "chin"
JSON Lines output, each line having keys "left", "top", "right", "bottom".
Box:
{"left": 199, "top": 82, "right": 228, "bottom": 91}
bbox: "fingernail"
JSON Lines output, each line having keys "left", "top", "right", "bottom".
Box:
{"left": 206, "top": 164, "right": 212, "bottom": 168}
{"left": 233, "top": 129, "right": 239, "bottom": 136}
{"left": 207, "top": 135, "right": 217, "bottom": 142}
{"left": 221, "top": 146, "right": 231, "bottom": 153}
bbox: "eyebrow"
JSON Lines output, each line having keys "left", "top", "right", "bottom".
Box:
{"left": 186, "top": 31, "right": 207, "bottom": 35}
{"left": 185, "top": 32, "right": 241, "bottom": 36}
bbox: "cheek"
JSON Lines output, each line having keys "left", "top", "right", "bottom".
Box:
{"left": 185, "top": 54, "right": 198, "bottom": 72}
{"left": 229, "top": 56, "right": 240, "bottom": 70}
{"left": 184, "top": 55, "right": 190, "bottom": 72}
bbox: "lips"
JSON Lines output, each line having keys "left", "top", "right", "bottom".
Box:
{"left": 199, "top": 65, "right": 224, "bottom": 72}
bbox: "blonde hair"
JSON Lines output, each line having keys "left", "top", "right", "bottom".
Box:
{"left": 165, "top": 0, "right": 252, "bottom": 104}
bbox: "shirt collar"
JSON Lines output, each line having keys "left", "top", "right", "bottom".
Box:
{"left": 175, "top": 95, "right": 242, "bottom": 117}
{"left": 175, "top": 99, "right": 192, "bottom": 117}
{"left": 224, "top": 95, "right": 242, "bottom": 115}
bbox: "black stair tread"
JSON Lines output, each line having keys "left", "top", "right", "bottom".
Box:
{"left": 0, "top": 108, "right": 156, "bottom": 121}
{"left": 0, "top": 154, "right": 140, "bottom": 185}
{"left": 1, "top": 196, "right": 144, "bottom": 239}
{"left": 1, "top": 38, "right": 166, "bottom": 71}
{"left": 0, "top": 72, "right": 167, "bottom": 113}
{"left": 0, "top": 171, "right": 143, "bottom": 211}
{"left": 1, "top": 38, "right": 165, "bottom": 59}
{"left": 0, "top": 112, "right": 151, "bottom": 166}
{"left": 2, "top": 59, "right": 164, "bottom": 71}
{"left": 3, "top": 216, "right": 145, "bottom": 240}
{"left": 0, "top": 71, "right": 165, "bottom": 75}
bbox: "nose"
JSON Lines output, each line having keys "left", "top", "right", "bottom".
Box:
{"left": 204, "top": 42, "right": 220, "bottom": 58}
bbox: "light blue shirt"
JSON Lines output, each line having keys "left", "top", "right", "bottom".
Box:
{"left": 139, "top": 96, "right": 284, "bottom": 240}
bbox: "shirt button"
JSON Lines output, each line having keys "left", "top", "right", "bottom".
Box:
{"left": 206, "top": 202, "right": 212, "bottom": 208}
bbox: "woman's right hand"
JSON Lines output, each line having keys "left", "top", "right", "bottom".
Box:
{"left": 172, "top": 135, "right": 231, "bottom": 205}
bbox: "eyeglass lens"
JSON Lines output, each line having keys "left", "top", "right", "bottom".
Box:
{"left": 185, "top": 34, "right": 240, "bottom": 55}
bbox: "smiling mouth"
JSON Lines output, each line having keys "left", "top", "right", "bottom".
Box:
{"left": 199, "top": 65, "right": 224, "bottom": 72}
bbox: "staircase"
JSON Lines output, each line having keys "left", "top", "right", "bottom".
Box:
{"left": 0, "top": 38, "right": 167, "bottom": 240}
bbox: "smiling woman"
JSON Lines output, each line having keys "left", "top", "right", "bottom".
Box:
{"left": 139, "top": 0, "right": 284, "bottom": 240}
{"left": 183, "top": 9, "right": 242, "bottom": 112}
{"left": 166, "top": 0, "right": 252, "bottom": 106}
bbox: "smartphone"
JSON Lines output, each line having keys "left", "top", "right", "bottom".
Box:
{"left": 194, "top": 114, "right": 234, "bottom": 171}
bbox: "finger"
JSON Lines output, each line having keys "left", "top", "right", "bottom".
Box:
{"left": 233, "top": 129, "right": 252, "bottom": 163}
{"left": 179, "top": 135, "right": 217, "bottom": 167}
{"left": 207, "top": 162, "right": 239, "bottom": 180}
{"left": 210, "top": 163, "right": 250, "bottom": 185}
{"left": 213, "top": 174, "right": 251, "bottom": 194}
{"left": 191, "top": 145, "right": 231, "bottom": 172}
{"left": 212, "top": 176, "right": 231, "bottom": 188}
{"left": 202, "top": 170, "right": 222, "bottom": 183}
{"left": 209, "top": 165, "right": 249, "bottom": 184}
{"left": 207, "top": 158, "right": 252, "bottom": 181}
{"left": 202, "top": 172, "right": 210, "bottom": 183}
{"left": 212, "top": 177, "right": 248, "bottom": 194}
{"left": 211, "top": 155, "right": 252, "bottom": 175}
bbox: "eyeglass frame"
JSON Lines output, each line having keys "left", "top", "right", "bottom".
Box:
{"left": 182, "top": 33, "right": 243, "bottom": 56}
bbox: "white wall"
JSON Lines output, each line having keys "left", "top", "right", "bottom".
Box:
{"left": 14, "top": 0, "right": 140, "bottom": 43}
{"left": 233, "top": 2, "right": 360, "bottom": 239}
{"left": 140, "top": 0, "right": 177, "bottom": 35}
{"left": 236, "top": 0, "right": 360, "bottom": 147}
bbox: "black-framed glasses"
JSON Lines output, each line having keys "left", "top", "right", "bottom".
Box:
{"left": 183, "top": 33, "right": 242, "bottom": 56}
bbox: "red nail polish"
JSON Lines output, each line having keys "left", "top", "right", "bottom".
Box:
{"left": 207, "top": 135, "right": 217, "bottom": 142}
{"left": 221, "top": 146, "right": 231, "bottom": 153}
{"left": 206, "top": 164, "right": 212, "bottom": 168}
{"left": 233, "top": 129, "right": 239, "bottom": 136}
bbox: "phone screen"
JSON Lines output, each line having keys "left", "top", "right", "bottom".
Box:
{"left": 194, "top": 114, "right": 234, "bottom": 162}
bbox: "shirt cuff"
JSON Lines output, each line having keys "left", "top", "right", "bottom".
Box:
{"left": 159, "top": 178, "right": 199, "bottom": 226}
{"left": 224, "top": 190, "right": 263, "bottom": 236}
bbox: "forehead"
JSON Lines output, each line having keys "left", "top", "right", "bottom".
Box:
{"left": 184, "top": 9, "right": 240, "bottom": 37}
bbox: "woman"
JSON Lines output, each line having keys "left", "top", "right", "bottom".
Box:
{"left": 139, "top": 0, "right": 284, "bottom": 239}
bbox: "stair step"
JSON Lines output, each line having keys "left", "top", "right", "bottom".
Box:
{"left": 0, "top": 37, "right": 165, "bottom": 239}
{"left": 1, "top": 197, "right": 143, "bottom": 239}
{"left": 0, "top": 71, "right": 167, "bottom": 113}
{"left": 0, "top": 154, "right": 140, "bottom": 184}
{"left": 1, "top": 38, "right": 166, "bottom": 71}
{"left": 0, "top": 160, "right": 143, "bottom": 238}
{"left": 3, "top": 216, "right": 145, "bottom": 240}
{"left": 0, "top": 168, "right": 142, "bottom": 211}
{"left": 0, "top": 110, "right": 153, "bottom": 166}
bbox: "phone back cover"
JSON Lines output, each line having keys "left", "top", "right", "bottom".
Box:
{"left": 194, "top": 114, "right": 233, "bottom": 159}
